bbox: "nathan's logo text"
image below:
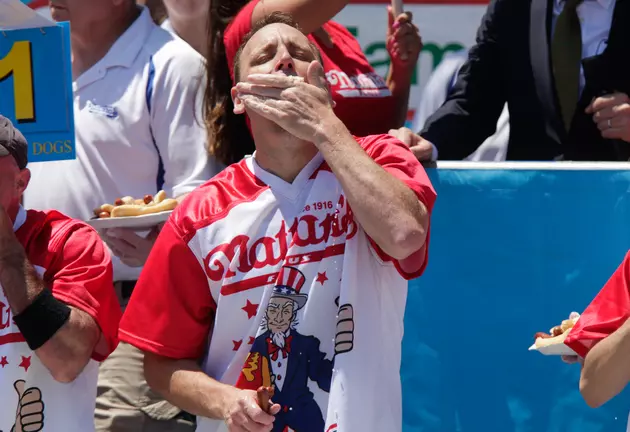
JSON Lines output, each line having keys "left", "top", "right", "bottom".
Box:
{"left": 0, "top": 301, "right": 12, "bottom": 330}
{"left": 204, "top": 208, "right": 357, "bottom": 281}
{"left": 32, "top": 140, "right": 73, "bottom": 156}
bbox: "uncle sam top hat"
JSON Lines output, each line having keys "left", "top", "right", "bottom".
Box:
{"left": 273, "top": 266, "right": 308, "bottom": 310}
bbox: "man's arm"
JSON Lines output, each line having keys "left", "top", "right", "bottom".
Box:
{"left": 0, "top": 212, "right": 118, "bottom": 383}
{"left": 419, "top": 0, "right": 509, "bottom": 160}
{"left": 119, "top": 219, "right": 278, "bottom": 427}
{"left": 579, "top": 318, "right": 630, "bottom": 408}
{"left": 254, "top": 0, "right": 350, "bottom": 35}
{"left": 315, "top": 121, "right": 430, "bottom": 260}
{"left": 0, "top": 255, "right": 100, "bottom": 383}
{"left": 144, "top": 354, "right": 238, "bottom": 419}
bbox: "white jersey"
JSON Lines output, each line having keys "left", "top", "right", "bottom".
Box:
{"left": 119, "top": 134, "right": 436, "bottom": 432}
{"left": 0, "top": 207, "right": 120, "bottom": 431}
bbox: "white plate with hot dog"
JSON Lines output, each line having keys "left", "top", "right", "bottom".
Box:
{"left": 86, "top": 190, "right": 177, "bottom": 231}
{"left": 528, "top": 312, "right": 579, "bottom": 356}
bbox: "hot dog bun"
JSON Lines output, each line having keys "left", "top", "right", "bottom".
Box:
{"left": 534, "top": 329, "right": 570, "bottom": 349}
{"left": 533, "top": 313, "right": 580, "bottom": 349}
{"left": 153, "top": 190, "right": 167, "bottom": 204}
{"left": 110, "top": 198, "right": 177, "bottom": 218}
{"left": 94, "top": 190, "right": 176, "bottom": 219}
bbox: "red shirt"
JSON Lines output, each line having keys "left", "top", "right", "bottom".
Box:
{"left": 224, "top": 0, "right": 398, "bottom": 137}
{"left": 11, "top": 209, "right": 121, "bottom": 361}
{"left": 0, "top": 208, "right": 120, "bottom": 430}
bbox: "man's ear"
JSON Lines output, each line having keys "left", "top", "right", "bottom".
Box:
{"left": 17, "top": 169, "right": 30, "bottom": 195}
{"left": 231, "top": 87, "right": 246, "bottom": 115}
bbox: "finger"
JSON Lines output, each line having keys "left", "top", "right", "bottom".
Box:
{"left": 589, "top": 93, "right": 628, "bottom": 112}
{"left": 393, "top": 24, "right": 417, "bottom": 39}
{"left": 245, "top": 400, "right": 275, "bottom": 426}
{"left": 269, "top": 403, "right": 281, "bottom": 415}
{"left": 235, "top": 83, "right": 285, "bottom": 99}
{"left": 601, "top": 126, "right": 626, "bottom": 140}
{"left": 410, "top": 144, "right": 434, "bottom": 161}
{"left": 240, "top": 94, "right": 289, "bottom": 122}
{"left": 306, "top": 60, "right": 328, "bottom": 90}
{"left": 591, "top": 105, "right": 617, "bottom": 121}
{"left": 387, "top": 5, "right": 394, "bottom": 30}
{"left": 20, "top": 400, "right": 44, "bottom": 417}
{"left": 597, "top": 116, "right": 627, "bottom": 131}
{"left": 245, "top": 74, "right": 304, "bottom": 88}
{"left": 14, "top": 379, "right": 26, "bottom": 398}
{"left": 106, "top": 228, "right": 146, "bottom": 248}
{"left": 103, "top": 236, "right": 138, "bottom": 257}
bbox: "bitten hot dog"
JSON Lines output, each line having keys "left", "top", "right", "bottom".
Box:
{"left": 256, "top": 386, "right": 275, "bottom": 414}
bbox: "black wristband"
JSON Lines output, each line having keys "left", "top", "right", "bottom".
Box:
{"left": 13, "top": 289, "right": 71, "bottom": 351}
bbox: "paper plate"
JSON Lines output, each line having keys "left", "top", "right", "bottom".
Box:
{"left": 528, "top": 342, "right": 577, "bottom": 356}
{"left": 86, "top": 210, "right": 172, "bottom": 231}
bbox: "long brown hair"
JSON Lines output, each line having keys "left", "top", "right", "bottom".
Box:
{"left": 204, "top": 0, "right": 253, "bottom": 166}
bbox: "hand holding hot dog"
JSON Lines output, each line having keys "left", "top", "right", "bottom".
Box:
{"left": 223, "top": 388, "right": 280, "bottom": 432}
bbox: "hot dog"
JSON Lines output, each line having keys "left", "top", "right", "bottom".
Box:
{"left": 256, "top": 386, "right": 275, "bottom": 414}
{"left": 94, "top": 190, "right": 176, "bottom": 219}
{"left": 153, "top": 190, "right": 167, "bottom": 204}
{"left": 110, "top": 198, "right": 177, "bottom": 218}
{"left": 533, "top": 313, "right": 580, "bottom": 349}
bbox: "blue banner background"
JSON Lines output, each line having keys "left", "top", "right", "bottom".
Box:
{"left": 0, "top": 22, "right": 75, "bottom": 163}
{"left": 403, "top": 168, "right": 630, "bottom": 431}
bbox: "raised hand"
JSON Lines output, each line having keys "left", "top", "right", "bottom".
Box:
{"left": 235, "top": 61, "right": 337, "bottom": 144}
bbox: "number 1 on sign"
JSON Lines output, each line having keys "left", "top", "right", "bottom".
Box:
{"left": 0, "top": 41, "right": 35, "bottom": 123}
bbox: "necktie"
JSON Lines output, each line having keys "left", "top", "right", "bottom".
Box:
{"left": 551, "top": 0, "right": 584, "bottom": 131}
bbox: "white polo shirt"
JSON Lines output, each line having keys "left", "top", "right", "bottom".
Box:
{"left": 24, "top": 7, "right": 221, "bottom": 281}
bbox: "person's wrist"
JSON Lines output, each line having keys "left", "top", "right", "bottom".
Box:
{"left": 218, "top": 385, "right": 241, "bottom": 421}
{"left": 312, "top": 113, "right": 350, "bottom": 148}
{"left": 389, "top": 62, "right": 415, "bottom": 83}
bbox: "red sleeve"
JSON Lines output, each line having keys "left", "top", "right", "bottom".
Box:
{"left": 565, "top": 252, "right": 630, "bottom": 358}
{"left": 119, "top": 220, "right": 216, "bottom": 360}
{"left": 359, "top": 134, "right": 437, "bottom": 280}
{"left": 48, "top": 223, "right": 121, "bottom": 362}
{"left": 224, "top": 0, "right": 260, "bottom": 82}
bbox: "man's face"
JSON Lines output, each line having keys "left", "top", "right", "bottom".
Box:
{"left": 0, "top": 156, "right": 28, "bottom": 213}
{"left": 265, "top": 296, "right": 295, "bottom": 334}
{"left": 237, "top": 23, "right": 317, "bottom": 83}
{"left": 163, "top": 0, "right": 208, "bottom": 19}
{"left": 49, "top": 0, "right": 114, "bottom": 27}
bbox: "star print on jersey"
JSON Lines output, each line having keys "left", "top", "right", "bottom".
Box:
{"left": 235, "top": 266, "right": 355, "bottom": 432}
{"left": 0, "top": 356, "right": 7, "bottom": 368}
{"left": 248, "top": 336, "right": 255, "bottom": 345}
{"left": 242, "top": 300, "right": 258, "bottom": 319}
{"left": 18, "top": 356, "right": 31, "bottom": 372}
{"left": 316, "top": 271, "right": 328, "bottom": 285}
{"left": 233, "top": 340, "right": 242, "bottom": 351}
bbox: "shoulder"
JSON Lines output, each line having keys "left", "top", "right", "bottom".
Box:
{"left": 19, "top": 210, "right": 106, "bottom": 264}
{"left": 169, "top": 159, "right": 269, "bottom": 242}
{"left": 143, "top": 25, "right": 205, "bottom": 83}
{"left": 354, "top": 134, "right": 409, "bottom": 155}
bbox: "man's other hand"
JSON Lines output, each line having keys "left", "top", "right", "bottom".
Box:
{"left": 587, "top": 92, "right": 630, "bottom": 142}
{"left": 101, "top": 225, "right": 161, "bottom": 267}
{"left": 224, "top": 388, "right": 280, "bottom": 432}
{"left": 388, "top": 127, "right": 434, "bottom": 161}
